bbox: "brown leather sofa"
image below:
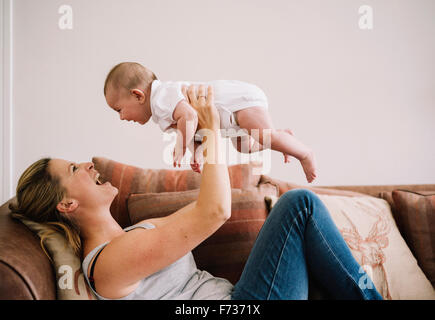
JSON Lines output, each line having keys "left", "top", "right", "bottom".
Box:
{"left": 0, "top": 198, "right": 56, "bottom": 299}
{"left": 1, "top": 167, "right": 434, "bottom": 299}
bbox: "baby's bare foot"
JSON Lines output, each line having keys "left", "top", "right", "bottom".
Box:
{"left": 300, "top": 150, "right": 317, "bottom": 183}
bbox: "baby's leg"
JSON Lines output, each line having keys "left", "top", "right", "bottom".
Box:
{"left": 278, "top": 129, "right": 294, "bottom": 163}
{"left": 235, "top": 107, "right": 317, "bottom": 183}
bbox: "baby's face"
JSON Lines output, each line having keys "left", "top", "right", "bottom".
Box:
{"left": 105, "top": 88, "right": 148, "bottom": 125}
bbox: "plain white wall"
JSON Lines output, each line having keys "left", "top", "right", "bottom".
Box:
{"left": 5, "top": 0, "right": 435, "bottom": 201}
{"left": 0, "top": 1, "right": 3, "bottom": 200}
{"left": 1, "top": 0, "right": 14, "bottom": 202}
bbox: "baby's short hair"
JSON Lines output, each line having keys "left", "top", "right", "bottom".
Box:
{"left": 104, "top": 62, "right": 157, "bottom": 96}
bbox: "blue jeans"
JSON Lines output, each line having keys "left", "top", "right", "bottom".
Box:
{"left": 231, "top": 189, "right": 383, "bottom": 300}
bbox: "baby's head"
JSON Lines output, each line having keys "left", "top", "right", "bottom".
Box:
{"left": 104, "top": 62, "right": 157, "bottom": 124}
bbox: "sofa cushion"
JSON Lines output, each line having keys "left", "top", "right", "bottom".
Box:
{"left": 92, "top": 157, "right": 263, "bottom": 227}
{"left": 12, "top": 215, "right": 96, "bottom": 300}
{"left": 265, "top": 194, "right": 435, "bottom": 300}
{"left": 127, "top": 183, "right": 278, "bottom": 285}
{"left": 380, "top": 190, "right": 435, "bottom": 288}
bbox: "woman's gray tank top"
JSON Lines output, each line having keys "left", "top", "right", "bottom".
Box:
{"left": 82, "top": 222, "right": 234, "bottom": 300}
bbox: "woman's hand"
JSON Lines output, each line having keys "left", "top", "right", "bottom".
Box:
{"left": 182, "top": 85, "right": 220, "bottom": 132}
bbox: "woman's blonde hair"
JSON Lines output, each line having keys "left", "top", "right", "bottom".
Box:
{"left": 9, "top": 158, "right": 82, "bottom": 258}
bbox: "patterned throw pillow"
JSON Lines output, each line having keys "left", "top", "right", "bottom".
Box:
{"left": 387, "top": 190, "right": 435, "bottom": 288}
{"left": 92, "top": 157, "right": 263, "bottom": 228}
{"left": 13, "top": 216, "right": 96, "bottom": 300}
{"left": 127, "top": 183, "right": 278, "bottom": 285}
{"left": 265, "top": 194, "right": 435, "bottom": 300}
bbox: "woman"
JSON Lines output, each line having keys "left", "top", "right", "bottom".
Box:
{"left": 10, "top": 85, "right": 382, "bottom": 300}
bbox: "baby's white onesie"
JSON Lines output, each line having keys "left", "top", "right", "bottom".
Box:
{"left": 150, "top": 80, "right": 268, "bottom": 139}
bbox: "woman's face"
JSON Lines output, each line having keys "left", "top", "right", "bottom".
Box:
{"left": 48, "top": 159, "right": 118, "bottom": 212}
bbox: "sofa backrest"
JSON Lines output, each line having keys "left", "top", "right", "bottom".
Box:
{"left": 92, "top": 157, "right": 263, "bottom": 228}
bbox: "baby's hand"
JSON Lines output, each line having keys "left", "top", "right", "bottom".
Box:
{"left": 190, "top": 162, "right": 201, "bottom": 173}
{"left": 190, "top": 145, "right": 204, "bottom": 173}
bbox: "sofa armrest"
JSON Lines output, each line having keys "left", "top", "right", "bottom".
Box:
{"left": 0, "top": 199, "right": 56, "bottom": 300}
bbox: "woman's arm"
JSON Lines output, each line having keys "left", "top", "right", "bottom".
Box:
{"left": 90, "top": 85, "right": 231, "bottom": 299}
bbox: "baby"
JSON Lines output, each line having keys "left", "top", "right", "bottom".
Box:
{"left": 104, "top": 62, "right": 317, "bottom": 182}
